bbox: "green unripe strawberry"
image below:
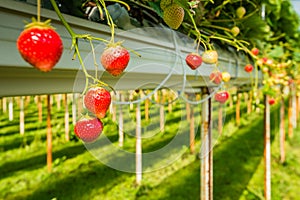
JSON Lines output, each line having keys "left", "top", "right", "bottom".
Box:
{"left": 163, "top": 4, "right": 184, "bottom": 30}
{"left": 231, "top": 26, "right": 240, "bottom": 37}
{"left": 236, "top": 6, "right": 246, "bottom": 19}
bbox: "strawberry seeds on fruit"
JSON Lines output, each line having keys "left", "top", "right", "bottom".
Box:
{"left": 84, "top": 86, "right": 111, "bottom": 119}
{"left": 185, "top": 53, "right": 202, "bottom": 70}
{"left": 17, "top": 19, "right": 63, "bottom": 72}
{"left": 74, "top": 116, "right": 103, "bottom": 143}
{"left": 101, "top": 42, "right": 130, "bottom": 76}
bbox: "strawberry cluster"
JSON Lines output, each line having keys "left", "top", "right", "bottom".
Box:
{"left": 74, "top": 87, "right": 112, "bottom": 143}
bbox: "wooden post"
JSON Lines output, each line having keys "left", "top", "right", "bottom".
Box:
{"left": 47, "top": 95, "right": 52, "bottom": 172}
{"left": 264, "top": 95, "right": 271, "bottom": 200}
{"left": 168, "top": 93, "right": 173, "bottom": 113}
{"left": 292, "top": 91, "right": 297, "bottom": 128}
{"left": 145, "top": 98, "right": 149, "bottom": 121}
{"left": 64, "top": 94, "right": 70, "bottom": 142}
{"left": 2, "top": 97, "right": 7, "bottom": 113}
{"left": 72, "top": 93, "right": 77, "bottom": 125}
{"left": 118, "top": 93, "right": 124, "bottom": 147}
{"left": 160, "top": 104, "right": 165, "bottom": 133}
{"left": 236, "top": 93, "right": 241, "bottom": 126}
{"left": 19, "top": 96, "right": 25, "bottom": 135}
{"left": 200, "top": 88, "right": 213, "bottom": 200}
{"left": 136, "top": 103, "right": 142, "bottom": 185}
{"left": 190, "top": 104, "right": 195, "bottom": 154}
{"left": 77, "top": 95, "right": 83, "bottom": 119}
{"left": 279, "top": 97, "right": 285, "bottom": 163}
{"left": 288, "top": 95, "right": 293, "bottom": 138}
{"left": 247, "top": 91, "right": 252, "bottom": 114}
{"left": 110, "top": 91, "right": 117, "bottom": 122}
{"left": 8, "top": 97, "right": 13, "bottom": 121}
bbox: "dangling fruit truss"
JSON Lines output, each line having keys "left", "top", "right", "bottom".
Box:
{"left": 16, "top": 0, "right": 300, "bottom": 142}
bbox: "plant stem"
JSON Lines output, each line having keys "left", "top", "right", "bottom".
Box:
{"left": 37, "top": 0, "right": 41, "bottom": 22}
{"left": 49, "top": 0, "right": 76, "bottom": 37}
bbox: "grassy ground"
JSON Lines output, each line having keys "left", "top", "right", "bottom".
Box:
{"left": 0, "top": 95, "right": 300, "bottom": 200}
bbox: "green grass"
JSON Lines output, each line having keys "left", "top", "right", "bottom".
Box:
{"left": 0, "top": 95, "right": 300, "bottom": 200}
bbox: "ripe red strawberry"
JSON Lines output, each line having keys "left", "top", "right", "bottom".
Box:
{"left": 251, "top": 47, "right": 259, "bottom": 56}
{"left": 101, "top": 44, "right": 130, "bottom": 76}
{"left": 215, "top": 91, "right": 229, "bottom": 104}
{"left": 84, "top": 87, "right": 111, "bottom": 119}
{"left": 17, "top": 19, "right": 63, "bottom": 72}
{"left": 268, "top": 98, "right": 275, "bottom": 105}
{"left": 244, "top": 64, "right": 253, "bottom": 73}
{"left": 209, "top": 71, "right": 222, "bottom": 84}
{"left": 74, "top": 117, "right": 103, "bottom": 143}
{"left": 185, "top": 53, "right": 202, "bottom": 70}
{"left": 202, "top": 50, "right": 218, "bottom": 64}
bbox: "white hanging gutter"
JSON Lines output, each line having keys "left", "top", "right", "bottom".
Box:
{"left": 0, "top": 0, "right": 259, "bottom": 97}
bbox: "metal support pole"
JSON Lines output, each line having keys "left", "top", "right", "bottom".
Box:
{"left": 201, "top": 88, "right": 213, "bottom": 200}
{"left": 47, "top": 95, "right": 52, "bottom": 172}
{"left": 136, "top": 103, "right": 142, "bottom": 185}
{"left": 280, "top": 97, "right": 285, "bottom": 163}
{"left": 190, "top": 103, "right": 195, "bottom": 154}
{"left": 19, "top": 96, "right": 25, "bottom": 135}
{"left": 118, "top": 92, "right": 124, "bottom": 147}
{"left": 264, "top": 95, "right": 271, "bottom": 200}
{"left": 64, "top": 94, "right": 70, "bottom": 142}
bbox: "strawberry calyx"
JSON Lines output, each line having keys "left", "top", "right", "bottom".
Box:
{"left": 24, "top": 18, "right": 54, "bottom": 30}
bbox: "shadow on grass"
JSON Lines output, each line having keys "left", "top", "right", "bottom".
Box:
{"left": 0, "top": 143, "right": 86, "bottom": 179}
{"left": 10, "top": 159, "right": 130, "bottom": 200}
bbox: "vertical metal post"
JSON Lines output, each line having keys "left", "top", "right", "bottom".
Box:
{"left": 201, "top": 88, "right": 213, "bottom": 200}
{"left": 118, "top": 92, "right": 124, "bottom": 147}
{"left": 19, "top": 96, "right": 25, "bottom": 135}
{"left": 64, "top": 94, "right": 70, "bottom": 142}
{"left": 136, "top": 103, "right": 142, "bottom": 185}
{"left": 190, "top": 103, "right": 195, "bottom": 154}
{"left": 280, "top": 97, "right": 285, "bottom": 163}
{"left": 264, "top": 95, "right": 271, "bottom": 200}
{"left": 47, "top": 95, "right": 52, "bottom": 173}
{"left": 8, "top": 97, "right": 13, "bottom": 121}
